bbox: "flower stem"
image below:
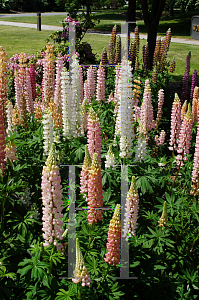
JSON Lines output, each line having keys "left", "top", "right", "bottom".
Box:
{"left": 94, "top": 264, "right": 110, "bottom": 296}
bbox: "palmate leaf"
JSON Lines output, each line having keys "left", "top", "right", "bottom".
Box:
{"left": 136, "top": 176, "right": 154, "bottom": 194}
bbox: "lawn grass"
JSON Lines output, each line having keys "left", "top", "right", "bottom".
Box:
{"left": 0, "top": 11, "right": 198, "bottom": 83}
{"left": 82, "top": 33, "right": 199, "bottom": 82}
{"left": 0, "top": 26, "right": 54, "bottom": 57}
{"left": 0, "top": 10, "right": 196, "bottom": 39}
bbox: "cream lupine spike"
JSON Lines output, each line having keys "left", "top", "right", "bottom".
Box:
{"left": 123, "top": 176, "right": 139, "bottom": 241}
{"left": 181, "top": 100, "right": 187, "bottom": 121}
{"left": 72, "top": 238, "right": 91, "bottom": 286}
{"left": 192, "top": 98, "right": 198, "bottom": 123}
{"left": 158, "top": 201, "right": 168, "bottom": 227}
{"left": 105, "top": 145, "right": 116, "bottom": 169}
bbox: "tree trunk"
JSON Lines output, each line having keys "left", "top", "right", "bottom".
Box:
{"left": 127, "top": 0, "right": 136, "bottom": 21}
{"left": 86, "top": 0, "right": 91, "bottom": 14}
{"left": 140, "top": 0, "right": 166, "bottom": 69}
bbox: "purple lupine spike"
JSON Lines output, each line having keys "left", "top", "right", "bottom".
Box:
{"left": 185, "top": 51, "right": 191, "bottom": 74}
{"left": 114, "top": 36, "right": 121, "bottom": 64}
{"left": 181, "top": 70, "right": 189, "bottom": 103}
{"left": 29, "top": 64, "right": 37, "bottom": 100}
{"left": 190, "top": 69, "right": 197, "bottom": 100}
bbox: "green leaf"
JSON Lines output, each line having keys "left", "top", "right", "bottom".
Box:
{"left": 154, "top": 265, "right": 167, "bottom": 270}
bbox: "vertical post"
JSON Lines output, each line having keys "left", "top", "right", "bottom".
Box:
{"left": 37, "top": 12, "right": 41, "bottom": 31}
{"left": 68, "top": 165, "right": 76, "bottom": 278}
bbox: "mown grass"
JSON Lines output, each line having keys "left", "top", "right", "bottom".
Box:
{"left": 0, "top": 26, "right": 54, "bottom": 57}
{"left": 0, "top": 10, "right": 198, "bottom": 83}
{"left": 0, "top": 10, "right": 195, "bottom": 38}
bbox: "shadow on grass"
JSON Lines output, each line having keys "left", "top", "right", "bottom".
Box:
{"left": 93, "top": 10, "right": 196, "bottom": 38}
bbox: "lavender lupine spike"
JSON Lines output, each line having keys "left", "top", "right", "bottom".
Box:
{"left": 176, "top": 103, "right": 193, "bottom": 167}
{"left": 123, "top": 176, "right": 139, "bottom": 241}
{"left": 190, "top": 70, "right": 197, "bottom": 100}
{"left": 169, "top": 93, "right": 181, "bottom": 151}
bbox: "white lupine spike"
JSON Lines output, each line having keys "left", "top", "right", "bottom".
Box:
{"left": 6, "top": 100, "right": 14, "bottom": 136}
{"left": 119, "top": 58, "right": 134, "bottom": 158}
{"left": 42, "top": 110, "right": 55, "bottom": 156}
{"left": 70, "top": 54, "right": 82, "bottom": 138}
{"left": 61, "top": 67, "right": 71, "bottom": 139}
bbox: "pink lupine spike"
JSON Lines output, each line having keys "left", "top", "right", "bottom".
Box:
{"left": 80, "top": 145, "right": 91, "bottom": 199}
{"left": 123, "top": 176, "right": 139, "bottom": 241}
{"left": 155, "top": 89, "right": 164, "bottom": 129}
{"left": 169, "top": 93, "right": 181, "bottom": 151}
{"left": 41, "top": 143, "right": 64, "bottom": 250}
{"left": 87, "top": 153, "right": 103, "bottom": 225}
{"left": 176, "top": 103, "right": 193, "bottom": 166}
{"left": 0, "top": 102, "right": 6, "bottom": 174}
{"left": 87, "top": 107, "right": 102, "bottom": 165}
{"left": 54, "top": 54, "right": 64, "bottom": 112}
{"left": 96, "top": 64, "right": 105, "bottom": 102}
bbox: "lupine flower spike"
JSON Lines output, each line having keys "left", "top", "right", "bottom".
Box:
{"left": 123, "top": 176, "right": 139, "bottom": 241}
{"left": 72, "top": 238, "right": 91, "bottom": 286}
{"left": 105, "top": 145, "right": 116, "bottom": 169}
{"left": 87, "top": 107, "right": 102, "bottom": 164}
{"left": 104, "top": 204, "right": 121, "bottom": 266}
{"left": 158, "top": 201, "right": 168, "bottom": 227}
{"left": 176, "top": 103, "right": 193, "bottom": 166}
{"left": 41, "top": 143, "right": 64, "bottom": 249}
{"left": 169, "top": 93, "right": 181, "bottom": 151}
{"left": 87, "top": 153, "right": 103, "bottom": 225}
{"left": 80, "top": 145, "right": 92, "bottom": 199}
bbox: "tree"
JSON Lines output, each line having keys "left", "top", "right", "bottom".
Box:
{"left": 140, "top": 0, "right": 166, "bottom": 69}
{"left": 127, "top": 0, "right": 136, "bottom": 23}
